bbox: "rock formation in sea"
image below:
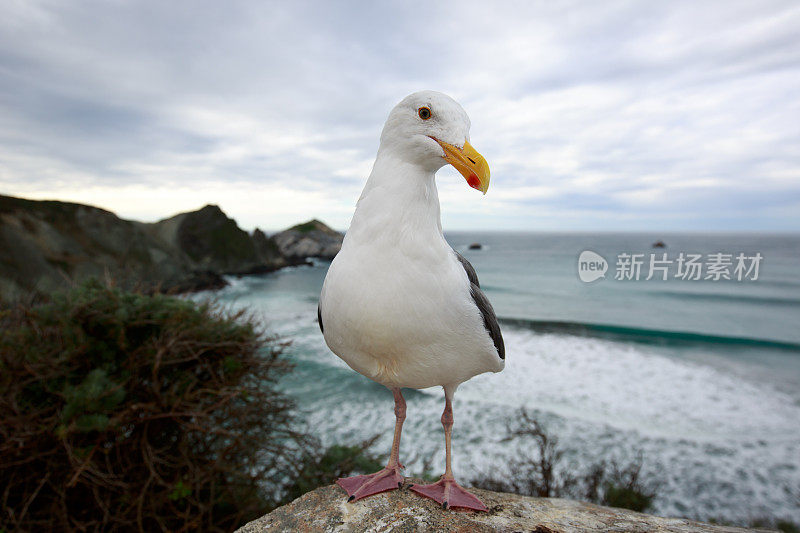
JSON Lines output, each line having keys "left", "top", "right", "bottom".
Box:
{"left": 272, "top": 219, "right": 343, "bottom": 261}
{"left": 236, "top": 481, "right": 759, "bottom": 533}
{"left": 0, "top": 194, "right": 342, "bottom": 301}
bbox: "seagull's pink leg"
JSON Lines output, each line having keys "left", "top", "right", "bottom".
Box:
{"left": 337, "top": 387, "right": 406, "bottom": 501}
{"left": 409, "top": 395, "right": 488, "bottom": 511}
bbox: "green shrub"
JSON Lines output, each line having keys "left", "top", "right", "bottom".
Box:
{"left": 603, "top": 484, "right": 653, "bottom": 512}
{"left": 0, "top": 280, "right": 303, "bottom": 531}
{"left": 777, "top": 520, "right": 800, "bottom": 533}
{"left": 472, "top": 408, "right": 658, "bottom": 513}
{"left": 279, "top": 437, "right": 383, "bottom": 505}
{"left": 599, "top": 457, "right": 656, "bottom": 512}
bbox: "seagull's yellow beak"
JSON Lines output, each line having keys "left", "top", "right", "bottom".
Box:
{"left": 434, "top": 139, "right": 491, "bottom": 194}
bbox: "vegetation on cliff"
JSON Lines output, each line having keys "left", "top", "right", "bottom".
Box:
{"left": 0, "top": 281, "right": 375, "bottom": 532}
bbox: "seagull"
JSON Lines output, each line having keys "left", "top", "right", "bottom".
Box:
{"left": 318, "top": 91, "right": 504, "bottom": 512}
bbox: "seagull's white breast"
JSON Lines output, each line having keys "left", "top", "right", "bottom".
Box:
{"left": 320, "top": 212, "right": 502, "bottom": 391}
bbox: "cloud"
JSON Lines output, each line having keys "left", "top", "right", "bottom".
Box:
{"left": 0, "top": 0, "right": 798, "bottom": 231}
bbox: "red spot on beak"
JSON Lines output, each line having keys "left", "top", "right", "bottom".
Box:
{"left": 467, "top": 174, "right": 481, "bottom": 190}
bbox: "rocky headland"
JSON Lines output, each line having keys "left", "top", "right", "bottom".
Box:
{"left": 0, "top": 194, "right": 342, "bottom": 301}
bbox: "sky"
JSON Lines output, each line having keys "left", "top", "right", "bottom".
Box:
{"left": 1, "top": 0, "right": 798, "bottom": 232}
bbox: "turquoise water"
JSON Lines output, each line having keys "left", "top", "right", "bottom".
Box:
{"left": 201, "top": 232, "right": 800, "bottom": 523}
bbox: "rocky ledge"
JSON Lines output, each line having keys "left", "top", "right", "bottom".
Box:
{"left": 237, "top": 481, "right": 763, "bottom": 533}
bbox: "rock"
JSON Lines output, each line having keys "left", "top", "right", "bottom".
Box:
{"left": 271, "top": 219, "right": 343, "bottom": 261}
{"left": 652, "top": 240, "right": 666, "bottom": 248}
{"left": 251, "top": 228, "right": 286, "bottom": 267}
{"left": 237, "top": 481, "right": 762, "bottom": 533}
{"left": 165, "top": 269, "right": 229, "bottom": 293}
{"left": 468, "top": 242, "right": 483, "bottom": 250}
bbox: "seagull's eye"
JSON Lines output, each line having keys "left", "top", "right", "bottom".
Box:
{"left": 418, "top": 107, "right": 432, "bottom": 120}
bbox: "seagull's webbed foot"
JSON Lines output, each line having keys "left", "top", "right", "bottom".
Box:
{"left": 336, "top": 463, "right": 404, "bottom": 502}
{"left": 409, "top": 476, "right": 488, "bottom": 512}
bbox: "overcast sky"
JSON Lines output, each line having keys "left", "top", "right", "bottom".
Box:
{"left": 1, "top": 1, "right": 798, "bottom": 232}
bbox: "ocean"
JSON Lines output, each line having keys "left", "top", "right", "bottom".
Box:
{"left": 201, "top": 231, "right": 800, "bottom": 524}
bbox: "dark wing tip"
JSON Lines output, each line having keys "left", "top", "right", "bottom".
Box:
{"left": 317, "top": 303, "right": 324, "bottom": 334}
{"left": 455, "top": 251, "right": 480, "bottom": 288}
{"left": 469, "top": 284, "right": 505, "bottom": 360}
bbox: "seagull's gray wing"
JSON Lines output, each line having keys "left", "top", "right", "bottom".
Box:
{"left": 455, "top": 251, "right": 480, "bottom": 287}
{"left": 470, "top": 284, "right": 504, "bottom": 359}
{"left": 454, "top": 250, "right": 502, "bottom": 358}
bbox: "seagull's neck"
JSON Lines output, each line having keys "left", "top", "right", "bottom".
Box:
{"left": 345, "top": 149, "right": 446, "bottom": 251}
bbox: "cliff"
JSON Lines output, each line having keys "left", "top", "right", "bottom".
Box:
{"left": 0, "top": 195, "right": 342, "bottom": 301}
{"left": 236, "top": 481, "right": 764, "bottom": 533}
{"left": 147, "top": 204, "right": 293, "bottom": 274}
{"left": 0, "top": 195, "right": 202, "bottom": 299}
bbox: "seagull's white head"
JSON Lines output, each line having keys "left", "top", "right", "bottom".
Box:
{"left": 379, "top": 90, "right": 491, "bottom": 194}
